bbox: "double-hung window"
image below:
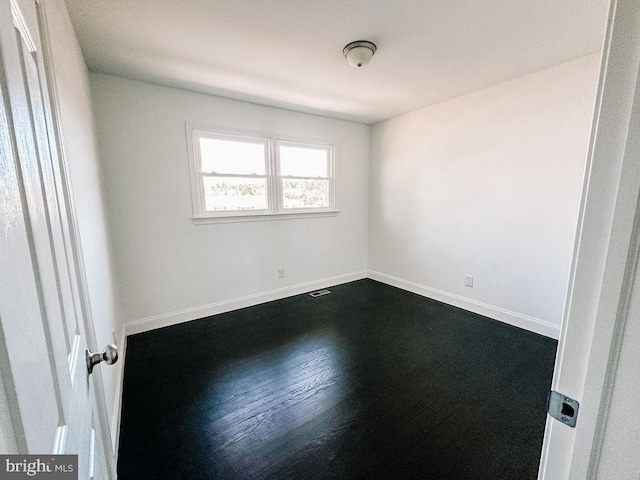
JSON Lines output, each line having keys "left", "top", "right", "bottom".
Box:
{"left": 188, "top": 126, "right": 336, "bottom": 222}
{"left": 196, "top": 132, "right": 270, "bottom": 213}
{"left": 278, "top": 142, "right": 333, "bottom": 211}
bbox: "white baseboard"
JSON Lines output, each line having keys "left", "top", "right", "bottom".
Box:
{"left": 124, "top": 269, "right": 559, "bottom": 340}
{"left": 367, "top": 270, "right": 560, "bottom": 340}
{"left": 125, "top": 270, "right": 368, "bottom": 336}
{"left": 111, "top": 329, "right": 126, "bottom": 460}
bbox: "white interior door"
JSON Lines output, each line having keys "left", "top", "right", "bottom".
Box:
{"left": 538, "top": 0, "right": 640, "bottom": 478}
{"left": 0, "top": 0, "right": 113, "bottom": 478}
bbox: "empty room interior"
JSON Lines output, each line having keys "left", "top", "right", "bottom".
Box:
{"left": 9, "top": 0, "right": 640, "bottom": 479}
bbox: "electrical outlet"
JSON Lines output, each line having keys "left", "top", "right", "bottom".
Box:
{"left": 465, "top": 275, "right": 474, "bottom": 287}
{"left": 278, "top": 268, "right": 285, "bottom": 278}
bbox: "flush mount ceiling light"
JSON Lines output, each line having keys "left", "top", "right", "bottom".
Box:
{"left": 343, "top": 40, "right": 377, "bottom": 68}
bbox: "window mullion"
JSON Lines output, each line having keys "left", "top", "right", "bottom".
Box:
{"left": 271, "top": 138, "right": 283, "bottom": 213}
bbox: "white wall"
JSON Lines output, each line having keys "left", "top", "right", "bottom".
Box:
{"left": 368, "top": 54, "right": 600, "bottom": 338}
{"left": 45, "top": 0, "right": 123, "bottom": 449}
{"left": 89, "top": 74, "right": 369, "bottom": 333}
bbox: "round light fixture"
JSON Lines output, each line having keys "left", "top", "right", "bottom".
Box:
{"left": 343, "top": 40, "right": 377, "bottom": 68}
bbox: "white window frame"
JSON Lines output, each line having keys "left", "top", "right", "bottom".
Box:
{"left": 275, "top": 140, "right": 335, "bottom": 214}
{"left": 187, "top": 124, "right": 338, "bottom": 224}
{"left": 189, "top": 128, "right": 274, "bottom": 218}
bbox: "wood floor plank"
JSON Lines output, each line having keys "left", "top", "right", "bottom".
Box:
{"left": 118, "top": 279, "right": 556, "bottom": 479}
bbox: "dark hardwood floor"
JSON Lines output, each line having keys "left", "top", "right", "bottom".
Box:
{"left": 117, "top": 279, "right": 557, "bottom": 479}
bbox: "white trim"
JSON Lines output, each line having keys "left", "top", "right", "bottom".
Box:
{"left": 88, "top": 427, "right": 95, "bottom": 480}
{"left": 67, "top": 334, "right": 81, "bottom": 385}
{"left": 193, "top": 209, "right": 339, "bottom": 224}
{"left": 185, "top": 122, "right": 338, "bottom": 155}
{"left": 52, "top": 425, "right": 67, "bottom": 455}
{"left": 589, "top": 195, "right": 640, "bottom": 476}
{"left": 110, "top": 330, "right": 126, "bottom": 457}
{"left": 368, "top": 270, "right": 560, "bottom": 340}
{"left": 124, "top": 270, "right": 559, "bottom": 339}
{"left": 125, "top": 271, "right": 367, "bottom": 335}
{"left": 10, "top": 0, "right": 36, "bottom": 53}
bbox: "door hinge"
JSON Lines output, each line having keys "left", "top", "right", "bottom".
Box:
{"left": 548, "top": 391, "right": 580, "bottom": 428}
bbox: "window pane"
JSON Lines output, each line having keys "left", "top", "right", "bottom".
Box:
{"left": 279, "top": 145, "right": 329, "bottom": 177}
{"left": 203, "top": 176, "right": 268, "bottom": 211}
{"left": 282, "top": 179, "right": 329, "bottom": 209}
{"left": 199, "top": 137, "right": 266, "bottom": 174}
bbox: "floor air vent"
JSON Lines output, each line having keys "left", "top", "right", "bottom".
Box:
{"left": 309, "top": 289, "right": 331, "bottom": 298}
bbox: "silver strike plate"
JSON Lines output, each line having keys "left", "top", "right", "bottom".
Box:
{"left": 548, "top": 390, "right": 580, "bottom": 428}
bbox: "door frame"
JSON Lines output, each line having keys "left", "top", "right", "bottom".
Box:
{"left": 538, "top": 0, "right": 640, "bottom": 477}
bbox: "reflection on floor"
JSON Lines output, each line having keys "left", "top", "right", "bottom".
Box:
{"left": 118, "top": 279, "right": 557, "bottom": 479}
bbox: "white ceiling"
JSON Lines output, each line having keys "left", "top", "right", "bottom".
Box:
{"left": 64, "top": 0, "right": 609, "bottom": 124}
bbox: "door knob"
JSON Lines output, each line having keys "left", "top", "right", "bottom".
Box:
{"left": 86, "top": 344, "right": 118, "bottom": 374}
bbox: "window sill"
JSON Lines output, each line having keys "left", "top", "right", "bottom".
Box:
{"left": 192, "top": 209, "right": 340, "bottom": 225}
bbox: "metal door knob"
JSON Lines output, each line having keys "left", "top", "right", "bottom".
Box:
{"left": 86, "top": 344, "right": 118, "bottom": 374}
